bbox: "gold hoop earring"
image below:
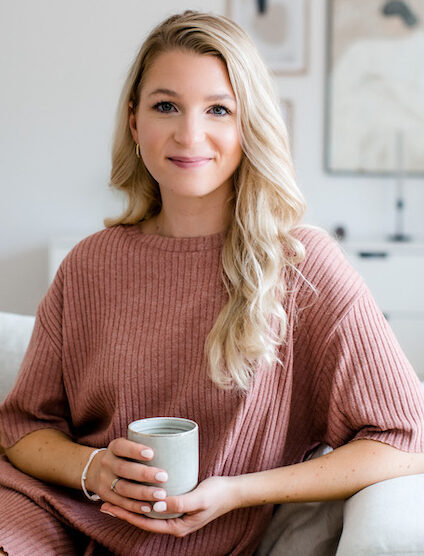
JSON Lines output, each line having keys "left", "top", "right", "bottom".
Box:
{"left": 135, "top": 143, "right": 141, "bottom": 158}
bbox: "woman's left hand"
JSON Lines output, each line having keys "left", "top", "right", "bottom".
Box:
{"left": 100, "top": 476, "right": 237, "bottom": 537}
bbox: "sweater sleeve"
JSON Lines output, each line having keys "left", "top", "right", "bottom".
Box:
{"left": 316, "top": 289, "right": 424, "bottom": 452}
{"left": 290, "top": 226, "right": 424, "bottom": 456}
{"left": 0, "top": 264, "right": 73, "bottom": 448}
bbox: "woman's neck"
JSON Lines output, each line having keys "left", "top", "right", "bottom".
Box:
{"left": 141, "top": 200, "right": 233, "bottom": 238}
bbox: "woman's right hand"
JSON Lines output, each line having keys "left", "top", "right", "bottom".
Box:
{"left": 85, "top": 438, "right": 169, "bottom": 515}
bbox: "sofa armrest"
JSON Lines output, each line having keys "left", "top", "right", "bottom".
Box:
{"left": 336, "top": 473, "right": 424, "bottom": 555}
{"left": 0, "top": 312, "right": 35, "bottom": 403}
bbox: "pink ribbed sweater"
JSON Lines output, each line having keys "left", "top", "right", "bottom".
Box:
{"left": 0, "top": 224, "right": 423, "bottom": 556}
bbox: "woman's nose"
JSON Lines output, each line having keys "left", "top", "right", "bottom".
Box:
{"left": 173, "top": 113, "right": 206, "bottom": 146}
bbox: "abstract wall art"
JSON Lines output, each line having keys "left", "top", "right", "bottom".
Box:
{"left": 227, "top": 0, "right": 308, "bottom": 73}
{"left": 325, "top": 0, "right": 424, "bottom": 175}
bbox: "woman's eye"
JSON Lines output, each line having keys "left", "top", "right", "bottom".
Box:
{"left": 152, "top": 102, "right": 230, "bottom": 116}
{"left": 210, "top": 105, "right": 230, "bottom": 116}
{"left": 154, "top": 101, "right": 175, "bottom": 113}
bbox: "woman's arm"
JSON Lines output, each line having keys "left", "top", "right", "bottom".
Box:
{"left": 99, "top": 439, "right": 424, "bottom": 537}
{"left": 5, "top": 429, "right": 97, "bottom": 489}
{"left": 230, "top": 439, "right": 424, "bottom": 507}
{"left": 4, "top": 429, "right": 169, "bottom": 513}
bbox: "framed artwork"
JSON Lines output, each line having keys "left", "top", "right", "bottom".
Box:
{"left": 227, "top": 0, "right": 308, "bottom": 74}
{"left": 325, "top": 0, "right": 424, "bottom": 176}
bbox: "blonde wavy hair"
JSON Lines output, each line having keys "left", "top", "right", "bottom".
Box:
{"left": 105, "top": 10, "right": 306, "bottom": 391}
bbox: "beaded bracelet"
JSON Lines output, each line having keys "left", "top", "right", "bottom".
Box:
{"left": 81, "top": 447, "right": 107, "bottom": 501}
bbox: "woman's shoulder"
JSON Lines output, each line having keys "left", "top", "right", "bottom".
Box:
{"left": 289, "top": 224, "right": 366, "bottom": 309}
{"left": 57, "top": 225, "right": 134, "bottom": 275}
{"left": 69, "top": 224, "right": 136, "bottom": 254}
{"left": 290, "top": 224, "right": 351, "bottom": 273}
{"left": 290, "top": 224, "right": 337, "bottom": 252}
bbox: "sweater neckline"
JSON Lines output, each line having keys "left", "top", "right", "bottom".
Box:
{"left": 122, "top": 224, "right": 227, "bottom": 252}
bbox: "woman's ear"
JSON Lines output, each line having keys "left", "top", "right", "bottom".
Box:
{"left": 128, "top": 101, "right": 139, "bottom": 143}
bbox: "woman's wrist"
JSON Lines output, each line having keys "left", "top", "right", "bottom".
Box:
{"left": 226, "top": 472, "right": 269, "bottom": 510}
{"left": 227, "top": 468, "right": 293, "bottom": 509}
{"left": 84, "top": 448, "right": 107, "bottom": 495}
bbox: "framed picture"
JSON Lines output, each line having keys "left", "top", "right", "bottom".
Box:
{"left": 227, "top": 0, "right": 308, "bottom": 74}
{"left": 325, "top": 0, "right": 424, "bottom": 176}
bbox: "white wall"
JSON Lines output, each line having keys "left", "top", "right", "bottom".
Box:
{"left": 1, "top": 0, "right": 424, "bottom": 315}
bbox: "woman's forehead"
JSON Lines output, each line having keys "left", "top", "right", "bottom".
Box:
{"left": 141, "top": 50, "right": 234, "bottom": 96}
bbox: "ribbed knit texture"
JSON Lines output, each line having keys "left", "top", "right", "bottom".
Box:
{"left": 0, "top": 224, "right": 423, "bottom": 555}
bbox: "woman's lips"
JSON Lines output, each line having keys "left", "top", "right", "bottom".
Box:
{"left": 168, "top": 157, "right": 212, "bottom": 168}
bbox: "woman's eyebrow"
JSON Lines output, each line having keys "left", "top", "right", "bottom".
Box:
{"left": 147, "top": 88, "right": 236, "bottom": 102}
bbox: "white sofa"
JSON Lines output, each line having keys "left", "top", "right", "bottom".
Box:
{"left": 0, "top": 311, "right": 36, "bottom": 403}
{"left": 1, "top": 311, "right": 423, "bottom": 555}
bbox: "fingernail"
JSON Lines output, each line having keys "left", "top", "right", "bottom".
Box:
{"left": 155, "top": 471, "right": 168, "bottom": 482}
{"left": 153, "top": 489, "right": 166, "bottom": 499}
{"left": 153, "top": 501, "right": 167, "bottom": 513}
{"left": 141, "top": 505, "right": 151, "bottom": 512}
{"left": 100, "top": 510, "right": 116, "bottom": 518}
{"left": 141, "top": 449, "right": 154, "bottom": 458}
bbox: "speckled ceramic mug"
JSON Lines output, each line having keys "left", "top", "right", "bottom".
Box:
{"left": 128, "top": 417, "right": 199, "bottom": 519}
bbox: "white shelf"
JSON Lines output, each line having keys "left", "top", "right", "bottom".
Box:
{"left": 340, "top": 239, "right": 424, "bottom": 256}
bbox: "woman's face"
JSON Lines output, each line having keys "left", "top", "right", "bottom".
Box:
{"left": 129, "top": 49, "right": 243, "bottom": 202}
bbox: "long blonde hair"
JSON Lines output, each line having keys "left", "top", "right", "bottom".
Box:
{"left": 105, "top": 10, "right": 306, "bottom": 391}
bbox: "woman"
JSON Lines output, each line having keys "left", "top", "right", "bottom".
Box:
{"left": 0, "top": 10, "right": 423, "bottom": 556}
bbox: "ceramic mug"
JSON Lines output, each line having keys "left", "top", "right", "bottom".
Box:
{"left": 128, "top": 416, "right": 199, "bottom": 519}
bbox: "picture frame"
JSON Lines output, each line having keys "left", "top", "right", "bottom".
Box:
{"left": 227, "top": 0, "right": 308, "bottom": 74}
{"left": 325, "top": 0, "right": 424, "bottom": 176}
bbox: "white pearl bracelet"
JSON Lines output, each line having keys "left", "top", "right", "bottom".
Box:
{"left": 81, "top": 447, "right": 107, "bottom": 501}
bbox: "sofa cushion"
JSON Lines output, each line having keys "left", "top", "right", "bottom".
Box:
{"left": 255, "top": 499, "right": 344, "bottom": 556}
{"left": 336, "top": 473, "right": 424, "bottom": 555}
{"left": 0, "top": 312, "right": 35, "bottom": 403}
